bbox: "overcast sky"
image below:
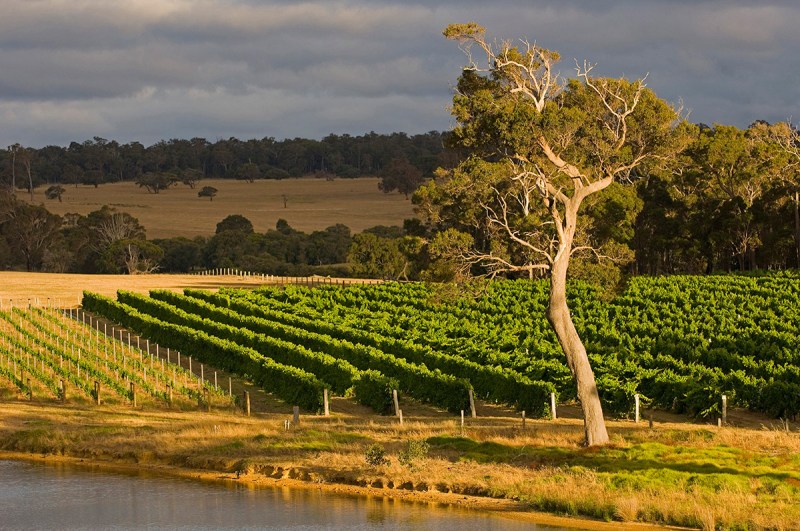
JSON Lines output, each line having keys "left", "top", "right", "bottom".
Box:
{"left": 1, "top": 0, "right": 798, "bottom": 148}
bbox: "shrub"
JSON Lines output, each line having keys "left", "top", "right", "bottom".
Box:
{"left": 398, "top": 439, "right": 430, "bottom": 468}
{"left": 365, "top": 444, "right": 390, "bottom": 467}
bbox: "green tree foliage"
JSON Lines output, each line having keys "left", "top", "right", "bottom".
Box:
{"left": 44, "top": 185, "right": 66, "bottom": 202}
{"left": 154, "top": 237, "right": 205, "bottom": 273}
{"left": 136, "top": 172, "right": 178, "bottom": 194}
{"left": 424, "top": 23, "right": 688, "bottom": 445}
{"left": 348, "top": 233, "right": 422, "bottom": 280}
{"left": 0, "top": 201, "right": 62, "bottom": 271}
{"left": 216, "top": 214, "right": 254, "bottom": 235}
{"left": 197, "top": 186, "right": 217, "bottom": 201}
{"left": 236, "top": 162, "right": 261, "bottom": 182}
{"left": 379, "top": 156, "right": 425, "bottom": 198}
{"left": 99, "top": 239, "right": 164, "bottom": 274}
{"left": 0, "top": 132, "right": 449, "bottom": 193}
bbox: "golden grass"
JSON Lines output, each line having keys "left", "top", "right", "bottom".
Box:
{"left": 21, "top": 177, "right": 415, "bottom": 239}
{"left": 2, "top": 399, "right": 799, "bottom": 530}
{"left": 0, "top": 271, "right": 271, "bottom": 308}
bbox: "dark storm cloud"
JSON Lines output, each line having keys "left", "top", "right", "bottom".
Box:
{"left": 0, "top": 0, "right": 797, "bottom": 147}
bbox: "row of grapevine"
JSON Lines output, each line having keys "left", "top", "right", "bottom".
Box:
{"left": 82, "top": 292, "right": 328, "bottom": 411}
{"left": 237, "top": 275, "right": 800, "bottom": 419}
{"left": 186, "top": 288, "right": 554, "bottom": 414}
{"left": 0, "top": 304, "right": 218, "bottom": 407}
{"left": 116, "top": 289, "right": 473, "bottom": 414}
{"left": 114, "top": 290, "right": 395, "bottom": 413}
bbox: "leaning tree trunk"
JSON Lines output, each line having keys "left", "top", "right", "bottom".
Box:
{"left": 546, "top": 228, "right": 609, "bottom": 446}
{"left": 794, "top": 190, "right": 800, "bottom": 268}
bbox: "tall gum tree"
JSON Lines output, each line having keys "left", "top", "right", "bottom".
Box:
{"left": 752, "top": 121, "right": 800, "bottom": 267}
{"left": 423, "top": 24, "right": 689, "bottom": 445}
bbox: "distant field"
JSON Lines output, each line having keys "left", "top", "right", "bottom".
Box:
{"left": 22, "top": 177, "right": 416, "bottom": 239}
{"left": 0, "top": 271, "right": 269, "bottom": 308}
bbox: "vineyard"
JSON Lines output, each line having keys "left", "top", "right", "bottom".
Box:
{"left": 0, "top": 303, "right": 229, "bottom": 409}
{"left": 59, "top": 272, "right": 799, "bottom": 421}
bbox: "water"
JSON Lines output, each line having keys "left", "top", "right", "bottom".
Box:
{"left": 0, "top": 460, "right": 570, "bottom": 530}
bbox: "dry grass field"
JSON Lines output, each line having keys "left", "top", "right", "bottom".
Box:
{"left": 22, "top": 177, "right": 416, "bottom": 239}
{"left": 0, "top": 271, "right": 270, "bottom": 308}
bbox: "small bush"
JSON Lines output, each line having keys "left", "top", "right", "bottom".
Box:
{"left": 398, "top": 439, "right": 430, "bottom": 468}
{"left": 365, "top": 443, "right": 390, "bottom": 467}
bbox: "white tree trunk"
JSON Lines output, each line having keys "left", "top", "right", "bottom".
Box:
{"left": 546, "top": 209, "right": 609, "bottom": 446}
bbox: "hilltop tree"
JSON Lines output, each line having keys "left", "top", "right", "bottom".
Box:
{"left": 182, "top": 168, "right": 204, "bottom": 189}
{"left": 420, "top": 23, "right": 688, "bottom": 445}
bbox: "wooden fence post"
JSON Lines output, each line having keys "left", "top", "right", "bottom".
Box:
{"left": 244, "top": 391, "right": 250, "bottom": 417}
{"left": 393, "top": 389, "right": 400, "bottom": 417}
{"left": 550, "top": 392, "right": 557, "bottom": 420}
{"left": 323, "top": 388, "right": 330, "bottom": 416}
{"left": 468, "top": 389, "right": 476, "bottom": 418}
{"left": 721, "top": 394, "right": 727, "bottom": 426}
{"left": 293, "top": 406, "right": 300, "bottom": 425}
{"left": 635, "top": 394, "right": 640, "bottom": 423}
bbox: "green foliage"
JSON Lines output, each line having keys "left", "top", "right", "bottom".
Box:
{"left": 197, "top": 186, "right": 217, "bottom": 201}
{"left": 44, "top": 185, "right": 66, "bottom": 202}
{"left": 191, "top": 288, "right": 550, "bottom": 414}
{"left": 216, "top": 214, "right": 254, "bottom": 235}
{"left": 364, "top": 444, "right": 390, "bottom": 467}
{"left": 81, "top": 291, "right": 325, "bottom": 411}
{"left": 78, "top": 272, "right": 800, "bottom": 420}
{"left": 398, "top": 439, "right": 430, "bottom": 468}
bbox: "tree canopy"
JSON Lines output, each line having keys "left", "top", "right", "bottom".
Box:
{"left": 421, "top": 23, "right": 690, "bottom": 445}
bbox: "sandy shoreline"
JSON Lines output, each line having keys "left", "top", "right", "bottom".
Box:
{"left": 0, "top": 450, "right": 681, "bottom": 531}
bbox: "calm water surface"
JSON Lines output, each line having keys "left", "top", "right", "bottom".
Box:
{"left": 0, "top": 460, "right": 572, "bottom": 530}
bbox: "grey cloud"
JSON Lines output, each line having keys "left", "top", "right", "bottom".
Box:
{"left": 0, "top": 0, "right": 798, "bottom": 147}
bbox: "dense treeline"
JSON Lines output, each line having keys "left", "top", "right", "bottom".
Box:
{"left": 1, "top": 132, "right": 452, "bottom": 191}
{"left": 2, "top": 121, "right": 799, "bottom": 278}
{"left": 414, "top": 120, "right": 800, "bottom": 279}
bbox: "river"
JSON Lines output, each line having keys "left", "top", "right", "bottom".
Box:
{"left": 0, "top": 460, "right": 573, "bottom": 530}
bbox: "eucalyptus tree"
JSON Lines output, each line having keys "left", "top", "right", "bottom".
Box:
{"left": 752, "top": 121, "right": 800, "bottom": 267}
{"left": 689, "top": 123, "right": 783, "bottom": 270}
{"left": 420, "top": 24, "right": 688, "bottom": 445}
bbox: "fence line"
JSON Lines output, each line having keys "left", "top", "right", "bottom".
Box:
{"left": 191, "top": 268, "right": 382, "bottom": 287}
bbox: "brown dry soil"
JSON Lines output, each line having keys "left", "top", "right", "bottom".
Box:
{"left": 21, "top": 177, "right": 415, "bottom": 239}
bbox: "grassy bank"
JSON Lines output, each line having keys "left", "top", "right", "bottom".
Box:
{"left": 1, "top": 400, "right": 798, "bottom": 530}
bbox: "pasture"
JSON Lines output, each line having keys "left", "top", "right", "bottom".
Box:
{"left": 22, "top": 177, "right": 416, "bottom": 239}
